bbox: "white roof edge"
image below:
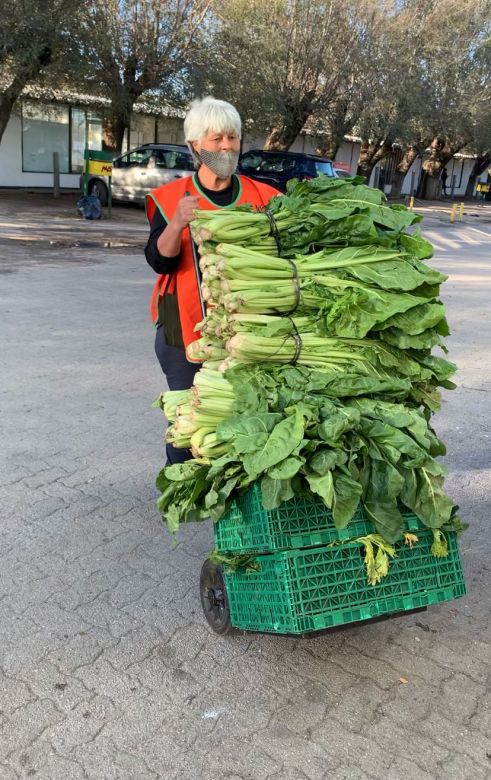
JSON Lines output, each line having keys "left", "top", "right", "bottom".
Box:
{"left": 18, "top": 84, "right": 185, "bottom": 118}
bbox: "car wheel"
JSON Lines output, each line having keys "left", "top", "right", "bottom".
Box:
{"left": 89, "top": 180, "right": 108, "bottom": 206}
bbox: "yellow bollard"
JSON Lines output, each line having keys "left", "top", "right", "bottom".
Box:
{"left": 450, "top": 204, "right": 457, "bottom": 223}
{"left": 459, "top": 202, "right": 464, "bottom": 221}
{"left": 408, "top": 196, "right": 414, "bottom": 211}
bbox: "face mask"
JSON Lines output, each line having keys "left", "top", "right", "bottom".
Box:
{"left": 194, "top": 148, "right": 240, "bottom": 179}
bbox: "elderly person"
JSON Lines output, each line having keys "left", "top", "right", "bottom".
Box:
{"left": 145, "top": 96, "right": 279, "bottom": 464}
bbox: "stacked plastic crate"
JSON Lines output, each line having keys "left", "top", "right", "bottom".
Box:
{"left": 213, "top": 484, "right": 466, "bottom": 634}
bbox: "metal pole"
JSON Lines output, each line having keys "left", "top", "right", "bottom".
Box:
{"left": 83, "top": 149, "right": 89, "bottom": 195}
{"left": 373, "top": 167, "right": 380, "bottom": 190}
{"left": 53, "top": 152, "right": 60, "bottom": 198}
{"left": 108, "top": 177, "right": 112, "bottom": 219}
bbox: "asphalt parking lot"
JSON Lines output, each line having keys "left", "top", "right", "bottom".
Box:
{"left": 0, "top": 197, "right": 490, "bottom": 779}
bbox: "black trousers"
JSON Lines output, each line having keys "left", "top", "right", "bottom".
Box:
{"left": 154, "top": 325, "right": 200, "bottom": 465}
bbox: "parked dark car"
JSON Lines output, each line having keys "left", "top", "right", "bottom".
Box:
{"left": 333, "top": 167, "right": 354, "bottom": 179}
{"left": 238, "top": 149, "right": 336, "bottom": 191}
{"left": 82, "top": 143, "right": 194, "bottom": 205}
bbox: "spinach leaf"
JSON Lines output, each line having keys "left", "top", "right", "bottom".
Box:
{"left": 363, "top": 459, "right": 405, "bottom": 542}
{"left": 261, "top": 475, "right": 295, "bottom": 509}
{"left": 332, "top": 470, "right": 363, "bottom": 528}
{"left": 242, "top": 408, "right": 305, "bottom": 478}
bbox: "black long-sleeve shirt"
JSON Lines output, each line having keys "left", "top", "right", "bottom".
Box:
{"left": 144, "top": 209, "right": 181, "bottom": 274}
{"left": 144, "top": 176, "right": 239, "bottom": 345}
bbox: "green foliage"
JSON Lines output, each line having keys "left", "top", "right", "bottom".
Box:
{"left": 0, "top": 0, "right": 85, "bottom": 142}
{"left": 208, "top": 548, "right": 261, "bottom": 573}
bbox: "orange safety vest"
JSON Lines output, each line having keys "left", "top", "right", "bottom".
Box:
{"left": 145, "top": 173, "right": 280, "bottom": 362}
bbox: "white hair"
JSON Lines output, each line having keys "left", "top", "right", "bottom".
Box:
{"left": 184, "top": 96, "right": 242, "bottom": 143}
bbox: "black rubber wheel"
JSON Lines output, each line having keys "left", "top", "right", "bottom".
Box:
{"left": 89, "top": 179, "right": 108, "bottom": 206}
{"left": 200, "top": 559, "right": 232, "bottom": 634}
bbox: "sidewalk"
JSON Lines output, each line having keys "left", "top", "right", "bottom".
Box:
{"left": 0, "top": 189, "right": 147, "bottom": 247}
{"left": 0, "top": 195, "right": 490, "bottom": 779}
{"left": 399, "top": 196, "right": 491, "bottom": 226}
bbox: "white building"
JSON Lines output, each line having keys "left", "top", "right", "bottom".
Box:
{"left": 0, "top": 88, "right": 184, "bottom": 190}
{"left": 0, "top": 88, "right": 485, "bottom": 198}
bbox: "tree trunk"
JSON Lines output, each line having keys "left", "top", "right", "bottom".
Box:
{"left": 422, "top": 137, "right": 445, "bottom": 178}
{"left": 356, "top": 138, "right": 393, "bottom": 180}
{"left": 420, "top": 173, "right": 441, "bottom": 200}
{"left": 264, "top": 119, "right": 306, "bottom": 151}
{"left": 264, "top": 96, "right": 314, "bottom": 150}
{"left": 102, "top": 88, "right": 139, "bottom": 153}
{"left": 390, "top": 145, "right": 420, "bottom": 199}
{"left": 465, "top": 154, "right": 490, "bottom": 198}
{"left": 420, "top": 139, "right": 445, "bottom": 198}
{"left": 0, "top": 91, "right": 18, "bottom": 145}
{"left": 102, "top": 115, "right": 128, "bottom": 154}
{"left": 420, "top": 137, "right": 467, "bottom": 199}
{"left": 390, "top": 170, "right": 407, "bottom": 200}
{"left": 314, "top": 134, "right": 338, "bottom": 160}
{"left": 313, "top": 102, "right": 352, "bottom": 161}
{"left": 420, "top": 138, "right": 447, "bottom": 197}
{"left": 0, "top": 47, "right": 53, "bottom": 145}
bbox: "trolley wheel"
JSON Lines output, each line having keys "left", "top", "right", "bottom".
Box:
{"left": 200, "top": 559, "right": 232, "bottom": 635}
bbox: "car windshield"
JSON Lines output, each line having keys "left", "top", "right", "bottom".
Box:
{"left": 154, "top": 149, "right": 193, "bottom": 170}
{"left": 240, "top": 153, "right": 263, "bottom": 171}
{"left": 115, "top": 150, "right": 152, "bottom": 168}
{"left": 261, "top": 156, "right": 297, "bottom": 173}
{"left": 314, "top": 161, "right": 334, "bottom": 175}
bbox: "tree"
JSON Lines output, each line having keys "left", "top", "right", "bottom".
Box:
{"left": 198, "top": 0, "right": 360, "bottom": 150}
{"left": 464, "top": 42, "right": 491, "bottom": 196}
{"left": 349, "top": 0, "right": 491, "bottom": 196}
{"left": 411, "top": 0, "right": 491, "bottom": 197}
{"left": 311, "top": 101, "right": 357, "bottom": 161}
{"left": 352, "top": 1, "right": 430, "bottom": 181}
{"left": 79, "top": 0, "right": 211, "bottom": 152}
{"left": 188, "top": 0, "right": 280, "bottom": 137}
{"left": 0, "top": 0, "right": 84, "bottom": 145}
{"left": 194, "top": 0, "right": 491, "bottom": 199}
{"left": 262, "top": 0, "right": 359, "bottom": 150}
{"left": 309, "top": 6, "right": 375, "bottom": 161}
{"left": 464, "top": 112, "right": 491, "bottom": 196}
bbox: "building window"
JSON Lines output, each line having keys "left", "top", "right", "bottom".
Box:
{"left": 71, "top": 108, "right": 86, "bottom": 173}
{"left": 70, "top": 108, "right": 102, "bottom": 172}
{"left": 86, "top": 112, "right": 103, "bottom": 154}
{"left": 22, "top": 102, "right": 70, "bottom": 173}
{"left": 22, "top": 101, "right": 103, "bottom": 174}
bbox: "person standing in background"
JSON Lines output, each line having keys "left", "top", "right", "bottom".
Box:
{"left": 440, "top": 166, "right": 449, "bottom": 197}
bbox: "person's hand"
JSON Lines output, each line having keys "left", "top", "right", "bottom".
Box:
{"left": 172, "top": 195, "right": 200, "bottom": 230}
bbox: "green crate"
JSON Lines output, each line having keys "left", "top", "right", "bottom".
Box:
{"left": 214, "top": 482, "right": 419, "bottom": 553}
{"left": 224, "top": 530, "right": 466, "bottom": 634}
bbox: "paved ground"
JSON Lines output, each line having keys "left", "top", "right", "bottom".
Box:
{"left": 0, "top": 191, "right": 147, "bottom": 247}
{"left": 0, "top": 198, "right": 490, "bottom": 779}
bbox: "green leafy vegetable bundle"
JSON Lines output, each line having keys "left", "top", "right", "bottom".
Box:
{"left": 196, "top": 242, "right": 448, "bottom": 345}
{"left": 191, "top": 175, "right": 428, "bottom": 257}
{"left": 157, "top": 364, "right": 464, "bottom": 545}
{"left": 155, "top": 175, "right": 465, "bottom": 554}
